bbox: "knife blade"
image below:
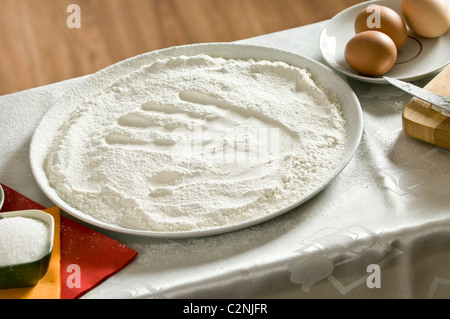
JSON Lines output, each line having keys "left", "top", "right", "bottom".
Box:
{"left": 383, "top": 76, "right": 450, "bottom": 114}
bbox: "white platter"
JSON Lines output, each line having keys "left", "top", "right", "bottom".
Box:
{"left": 319, "top": 0, "right": 450, "bottom": 84}
{"left": 30, "top": 43, "right": 363, "bottom": 238}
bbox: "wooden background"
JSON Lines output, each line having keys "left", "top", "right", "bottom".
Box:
{"left": 0, "top": 0, "right": 367, "bottom": 95}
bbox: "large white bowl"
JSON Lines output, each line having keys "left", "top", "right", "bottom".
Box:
{"left": 30, "top": 43, "right": 363, "bottom": 238}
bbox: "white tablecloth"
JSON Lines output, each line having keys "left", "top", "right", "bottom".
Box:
{"left": 2, "top": 21, "right": 450, "bottom": 299}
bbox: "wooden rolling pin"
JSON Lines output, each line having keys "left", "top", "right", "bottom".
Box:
{"left": 402, "top": 65, "right": 450, "bottom": 149}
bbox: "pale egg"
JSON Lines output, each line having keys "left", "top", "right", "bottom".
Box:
{"left": 401, "top": 0, "right": 450, "bottom": 38}
{"left": 345, "top": 30, "right": 398, "bottom": 76}
{"left": 355, "top": 5, "right": 408, "bottom": 49}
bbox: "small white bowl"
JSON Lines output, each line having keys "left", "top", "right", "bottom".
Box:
{"left": 0, "top": 210, "right": 55, "bottom": 290}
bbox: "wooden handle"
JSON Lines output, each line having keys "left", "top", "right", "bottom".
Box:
{"left": 402, "top": 64, "right": 450, "bottom": 149}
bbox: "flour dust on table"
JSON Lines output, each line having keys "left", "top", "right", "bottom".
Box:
{"left": 43, "top": 54, "right": 347, "bottom": 233}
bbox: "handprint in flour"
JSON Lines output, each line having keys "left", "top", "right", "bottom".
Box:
{"left": 103, "top": 90, "right": 295, "bottom": 183}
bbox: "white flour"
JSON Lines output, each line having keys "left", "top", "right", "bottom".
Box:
{"left": 44, "top": 54, "right": 346, "bottom": 232}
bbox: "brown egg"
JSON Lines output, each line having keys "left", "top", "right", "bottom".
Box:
{"left": 345, "top": 31, "right": 398, "bottom": 77}
{"left": 355, "top": 5, "right": 408, "bottom": 49}
{"left": 401, "top": 0, "right": 450, "bottom": 38}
